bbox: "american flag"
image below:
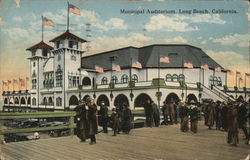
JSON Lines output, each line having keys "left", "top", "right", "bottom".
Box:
{"left": 200, "top": 64, "right": 209, "bottom": 69}
{"left": 69, "top": 4, "right": 80, "bottom": 15}
{"left": 132, "top": 61, "right": 142, "bottom": 69}
{"left": 239, "top": 78, "right": 243, "bottom": 82}
{"left": 95, "top": 66, "right": 104, "bottom": 73}
{"left": 2, "top": 81, "right": 7, "bottom": 86}
{"left": 13, "top": 79, "right": 18, "bottom": 84}
{"left": 228, "top": 70, "right": 234, "bottom": 75}
{"left": 112, "top": 64, "right": 121, "bottom": 71}
{"left": 245, "top": 73, "right": 250, "bottom": 76}
{"left": 19, "top": 78, "right": 25, "bottom": 87}
{"left": 184, "top": 62, "right": 193, "bottom": 68}
{"left": 42, "top": 17, "right": 54, "bottom": 26}
{"left": 160, "top": 56, "right": 170, "bottom": 63}
{"left": 236, "top": 71, "right": 241, "bottom": 75}
{"left": 215, "top": 67, "right": 221, "bottom": 72}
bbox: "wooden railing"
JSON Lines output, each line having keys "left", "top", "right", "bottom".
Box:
{"left": 0, "top": 111, "right": 76, "bottom": 143}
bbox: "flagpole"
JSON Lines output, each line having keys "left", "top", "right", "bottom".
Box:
{"left": 67, "top": 2, "right": 69, "bottom": 31}
{"left": 181, "top": 56, "right": 184, "bottom": 101}
{"left": 13, "top": 79, "right": 14, "bottom": 91}
{"left": 26, "top": 78, "right": 27, "bottom": 91}
{"left": 235, "top": 71, "right": 237, "bottom": 88}
{"left": 130, "top": 58, "right": 132, "bottom": 82}
{"left": 245, "top": 73, "right": 246, "bottom": 88}
{"left": 41, "top": 16, "right": 44, "bottom": 41}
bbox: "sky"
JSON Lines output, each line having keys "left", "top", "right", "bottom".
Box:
{"left": 0, "top": 0, "right": 249, "bottom": 97}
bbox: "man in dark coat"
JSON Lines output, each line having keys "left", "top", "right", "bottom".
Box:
{"left": 122, "top": 103, "right": 132, "bottom": 134}
{"left": 161, "top": 101, "right": 169, "bottom": 125}
{"left": 74, "top": 100, "right": 89, "bottom": 142}
{"left": 227, "top": 101, "right": 239, "bottom": 146}
{"left": 221, "top": 101, "right": 228, "bottom": 131}
{"left": 237, "top": 101, "right": 248, "bottom": 140}
{"left": 86, "top": 97, "right": 98, "bottom": 144}
{"left": 188, "top": 100, "right": 199, "bottom": 133}
{"left": 168, "top": 100, "right": 176, "bottom": 125}
{"left": 111, "top": 108, "right": 119, "bottom": 136}
{"left": 99, "top": 101, "right": 109, "bottom": 133}
{"left": 179, "top": 101, "right": 189, "bottom": 132}
{"left": 152, "top": 101, "right": 160, "bottom": 127}
{"left": 206, "top": 101, "right": 215, "bottom": 129}
{"left": 215, "top": 101, "right": 222, "bottom": 130}
{"left": 143, "top": 99, "right": 153, "bottom": 127}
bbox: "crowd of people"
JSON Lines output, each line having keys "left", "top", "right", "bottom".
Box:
{"left": 74, "top": 98, "right": 132, "bottom": 144}
{"left": 74, "top": 96, "right": 250, "bottom": 146}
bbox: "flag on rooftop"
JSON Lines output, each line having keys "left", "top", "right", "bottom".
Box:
{"left": 183, "top": 62, "right": 193, "bottom": 68}
{"left": 228, "top": 70, "right": 234, "bottom": 75}
{"left": 215, "top": 67, "right": 221, "bottom": 72}
{"left": 19, "top": 78, "right": 25, "bottom": 87}
{"left": 236, "top": 71, "right": 241, "bottom": 75}
{"left": 112, "top": 64, "right": 121, "bottom": 71}
{"left": 200, "top": 64, "right": 209, "bottom": 69}
{"left": 132, "top": 61, "right": 142, "bottom": 69}
{"left": 42, "top": 17, "right": 54, "bottom": 26}
{"left": 2, "top": 81, "right": 7, "bottom": 86}
{"left": 160, "top": 56, "right": 170, "bottom": 63}
{"left": 95, "top": 65, "right": 104, "bottom": 73}
{"left": 69, "top": 3, "right": 80, "bottom": 15}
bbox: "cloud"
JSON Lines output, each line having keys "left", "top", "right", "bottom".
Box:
{"left": 164, "top": 36, "right": 188, "bottom": 44}
{"left": 14, "top": 0, "right": 20, "bottom": 8}
{"left": 211, "top": 34, "right": 249, "bottom": 47}
{"left": 145, "top": 14, "right": 198, "bottom": 32}
{"left": 85, "top": 33, "right": 152, "bottom": 55}
{"left": 12, "top": 16, "right": 22, "bottom": 22}
{"left": 95, "top": 18, "right": 128, "bottom": 31}
{"left": 0, "top": 17, "right": 3, "bottom": 26}
{"left": 176, "top": 14, "right": 226, "bottom": 24}
{"left": 206, "top": 50, "right": 248, "bottom": 70}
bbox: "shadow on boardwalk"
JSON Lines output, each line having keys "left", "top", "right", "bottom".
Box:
{"left": 1, "top": 121, "right": 249, "bottom": 160}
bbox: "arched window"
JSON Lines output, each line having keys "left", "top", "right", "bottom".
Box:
{"left": 101, "top": 77, "right": 108, "bottom": 85}
{"left": 14, "top": 97, "right": 19, "bottom": 104}
{"left": 56, "top": 97, "right": 62, "bottom": 106}
{"left": 121, "top": 74, "right": 128, "bottom": 84}
{"left": 82, "top": 77, "right": 91, "bottom": 86}
{"left": 48, "top": 97, "right": 53, "bottom": 105}
{"left": 32, "top": 98, "right": 36, "bottom": 105}
{"left": 213, "top": 76, "right": 218, "bottom": 85}
{"left": 131, "top": 74, "right": 138, "bottom": 83}
{"left": 111, "top": 76, "right": 118, "bottom": 84}
{"left": 166, "top": 74, "right": 172, "bottom": 82}
{"left": 43, "top": 97, "right": 47, "bottom": 105}
{"left": 21, "top": 97, "right": 26, "bottom": 104}
{"left": 179, "top": 74, "right": 185, "bottom": 82}
{"left": 27, "top": 97, "right": 31, "bottom": 105}
{"left": 172, "top": 74, "right": 179, "bottom": 82}
{"left": 4, "top": 98, "right": 8, "bottom": 104}
{"left": 217, "top": 77, "right": 222, "bottom": 86}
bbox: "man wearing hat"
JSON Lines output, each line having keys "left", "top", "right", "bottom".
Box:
{"left": 227, "top": 101, "right": 239, "bottom": 146}
{"left": 179, "top": 101, "right": 189, "bottom": 132}
{"left": 74, "top": 99, "right": 88, "bottom": 142}
{"left": 99, "top": 101, "right": 109, "bottom": 133}
{"left": 111, "top": 107, "right": 119, "bottom": 136}
{"left": 86, "top": 97, "right": 98, "bottom": 144}
{"left": 188, "top": 100, "right": 199, "bottom": 133}
{"left": 221, "top": 101, "right": 228, "bottom": 131}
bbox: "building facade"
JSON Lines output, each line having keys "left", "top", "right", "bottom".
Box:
{"left": 2, "top": 31, "right": 249, "bottom": 111}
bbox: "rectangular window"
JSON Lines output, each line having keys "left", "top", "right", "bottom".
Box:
{"left": 56, "top": 72, "right": 63, "bottom": 87}
{"left": 32, "top": 79, "right": 37, "bottom": 89}
{"left": 68, "top": 76, "right": 72, "bottom": 87}
{"left": 73, "top": 76, "right": 76, "bottom": 87}
{"left": 56, "top": 41, "right": 63, "bottom": 49}
{"left": 69, "top": 41, "right": 78, "bottom": 49}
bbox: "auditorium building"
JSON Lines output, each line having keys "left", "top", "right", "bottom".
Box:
{"left": 2, "top": 31, "right": 248, "bottom": 111}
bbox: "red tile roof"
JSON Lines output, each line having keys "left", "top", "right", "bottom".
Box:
{"left": 26, "top": 41, "right": 53, "bottom": 51}
{"left": 49, "top": 30, "right": 87, "bottom": 42}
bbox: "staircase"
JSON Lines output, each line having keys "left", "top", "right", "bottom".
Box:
{"left": 200, "top": 84, "right": 234, "bottom": 101}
